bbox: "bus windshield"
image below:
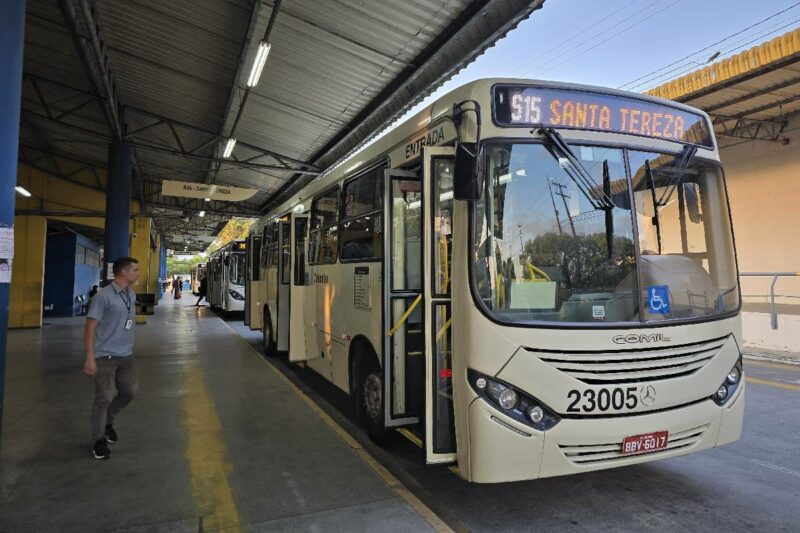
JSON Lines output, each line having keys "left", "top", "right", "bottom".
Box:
{"left": 229, "top": 252, "right": 246, "bottom": 286}
{"left": 472, "top": 142, "right": 739, "bottom": 325}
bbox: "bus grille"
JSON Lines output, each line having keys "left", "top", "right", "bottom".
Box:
{"left": 559, "top": 424, "right": 709, "bottom": 466}
{"left": 527, "top": 336, "right": 728, "bottom": 385}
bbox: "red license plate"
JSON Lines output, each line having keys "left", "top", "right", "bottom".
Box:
{"left": 622, "top": 431, "right": 669, "bottom": 455}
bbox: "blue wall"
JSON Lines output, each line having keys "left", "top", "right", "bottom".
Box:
{"left": 74, "top": 233, "right": 101, "bottom": 313}
{"left": 43, "top": 232, "right": 101, "bottom": 317}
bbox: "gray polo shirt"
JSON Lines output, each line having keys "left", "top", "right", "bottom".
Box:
{"left": 87, "top": 281, "right": 136, "bottom": 358}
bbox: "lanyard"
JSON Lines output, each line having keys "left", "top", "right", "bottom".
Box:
{"left": 119, "top": 290, "right": 132, "bottom": 312}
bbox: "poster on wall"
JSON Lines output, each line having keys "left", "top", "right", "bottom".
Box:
{"left": 0, "top": 225, "right": 14, "bottom": 284}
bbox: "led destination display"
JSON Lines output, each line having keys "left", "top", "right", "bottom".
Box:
{"left": 494, "top": 85, "right": 713, "bottom": 148}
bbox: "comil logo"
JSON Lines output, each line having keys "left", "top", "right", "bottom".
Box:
{"left": 612, "top": 334, "right": 671, "bottom": 345}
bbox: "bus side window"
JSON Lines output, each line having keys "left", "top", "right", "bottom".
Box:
{"left": 294, "top": 217, "right": 307, "bottom": 285}
{"left": 309, "top": 187, "right": 339, "bottom": 265}
{"left": 340, "top": 165, "right": 384, "bottom": 261}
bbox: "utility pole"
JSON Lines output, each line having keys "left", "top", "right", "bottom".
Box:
{"left": 551, "top": 180, "right": 576, "bottom": 237}
{"left": 546, "top": 176, "right": 564, "bottom": 235}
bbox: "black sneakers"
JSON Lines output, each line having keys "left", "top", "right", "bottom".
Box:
{"left": 105, "top": 424, "right": 118, "bottom": 444}
{"left": 92, "top": 438, "right": 111, "bottom": 460}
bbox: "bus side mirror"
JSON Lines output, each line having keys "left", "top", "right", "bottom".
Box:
{"left": 454, "top": 142, "right": 483, "bottom": 201}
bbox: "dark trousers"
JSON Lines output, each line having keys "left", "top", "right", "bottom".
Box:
{"left": 91, "top": 356, "right": 138, "bottom": 440}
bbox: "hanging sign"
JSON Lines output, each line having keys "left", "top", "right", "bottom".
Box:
{"left": 160, "top": 180, "right": 258, "bottom": 202}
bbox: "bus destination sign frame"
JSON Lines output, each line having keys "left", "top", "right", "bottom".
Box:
{"left": 493, "top": 85, "right": 714, "bottom": 148}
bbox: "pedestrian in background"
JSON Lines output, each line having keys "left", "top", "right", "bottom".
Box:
{"left": 195, "top": 276, "right": 207, "bottom": 306}
{"left": 83, "top": 257, "right": 140, "bottom": 460}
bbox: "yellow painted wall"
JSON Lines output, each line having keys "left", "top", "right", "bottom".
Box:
{"left": 721, "top": 113, "right": 800, "bottom": 307}
{"left": 9, "top": 216, "right": 47, "bottom": 328}
{"left": 10, "top": 161, "right": 155, "bottom": 328}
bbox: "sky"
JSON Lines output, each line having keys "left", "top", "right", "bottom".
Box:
{"left": 373, "top": 0, "right": 800, "bottom": 139}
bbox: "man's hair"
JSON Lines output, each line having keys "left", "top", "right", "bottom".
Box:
{"left": 112, "top": 257, "right": 138, "bottom": 275}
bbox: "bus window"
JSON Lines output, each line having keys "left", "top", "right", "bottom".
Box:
{"left": 341, "top": 166, "right": 384, "bottom": 261}
{"left": 310, "top": 188, "right": 339, "bottom": 265}
{"left": 293, "top": 217, "right": 307, "bottom": 286}
{"left": 251, "top": 236, "right": 262, "bottom": 281}
{"left": 432, "top": 159, "right": 454, "bottom": 295}
{"left": 391, "top": 179, "right": 422, "bottom": 291}
{"left": 281, "top": 222, "right": 291, "bottom": 284}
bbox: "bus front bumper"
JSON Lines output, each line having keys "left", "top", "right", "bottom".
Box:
{"left": 464, "top": 382, "right": 744, "bottom": 483}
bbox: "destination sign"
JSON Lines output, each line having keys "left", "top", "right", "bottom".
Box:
{"left": 493, "top": 85, "right": 713, "bottom": 148}
{"left": 233, "top": 241, "right": 247, "bottom": 251}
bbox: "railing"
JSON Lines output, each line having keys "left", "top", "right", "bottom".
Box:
{"left": 739, "top": 272, "right": 800, "bottom": 330}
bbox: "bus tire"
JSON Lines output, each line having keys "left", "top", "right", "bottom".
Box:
{"left": 353, "top": 350, "right": 390, "bottom": 445}
{"left": 262, "top": 310, "right": 277, "bottom": 357}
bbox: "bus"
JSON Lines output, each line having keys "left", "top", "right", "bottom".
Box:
{"left": 207, "top": 240, "right": 247, "bottom": 313}
{"left": 245, "top": 79, "right": 743, "bottom": 482}
{"left": 190, "top": 263, "right": 206, "bottom": 295}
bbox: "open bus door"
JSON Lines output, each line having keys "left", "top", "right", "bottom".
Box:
{"left": 383, "top": 168, "right": 423, "bottom": 428}
{"left": 423, "top": 146, "right": 457, "bottom": 464}
{"left": 289, "top": 211, "right": 310, "bottom": 362}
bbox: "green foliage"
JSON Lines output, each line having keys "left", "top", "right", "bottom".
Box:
{"left": 207, "top": 218, "right": 254, "bottom": 255}
{"left": 166, "top": 254, "right": 205, "bottom": 277}
{"left": 523, "top": 232, "right": 636, "bottom": 290}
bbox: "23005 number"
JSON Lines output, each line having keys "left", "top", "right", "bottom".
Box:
{"left": 566, "top": 387, "right": 638, "bottom": 413}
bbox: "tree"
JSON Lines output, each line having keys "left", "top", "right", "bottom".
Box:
{"left": 166, "top": 254, "right": 205, "bottom": 277}
{"left": 206, "top": 218, "right": 254, "bottom": 255}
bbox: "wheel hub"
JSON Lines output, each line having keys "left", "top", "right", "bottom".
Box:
{"left": 363, "top": 374, "right": 382, "bottom": 420}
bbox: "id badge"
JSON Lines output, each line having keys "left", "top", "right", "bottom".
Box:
{"left": 124, "top": 319, "right": 133, "bottom": 330}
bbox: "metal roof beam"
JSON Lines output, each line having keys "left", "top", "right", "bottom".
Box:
{"left": 703, "top": 75, "right": 800, "bottom": 113}
{"left": 261, "top": 0, "right": 544, "bottom": 211}
{"left": 712, "top": 114, "right": 789, "bottom": 144}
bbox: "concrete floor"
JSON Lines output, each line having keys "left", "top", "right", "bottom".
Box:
{"left": 229, "top": 321, "right": 800, "bottom": 533}
{"left": 0, "top": 297, "right": 438, "bottom": 532}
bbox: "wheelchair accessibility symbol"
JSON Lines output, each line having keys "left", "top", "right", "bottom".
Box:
{"left": 648, "top": 285, "right": 670, "bottom": 314}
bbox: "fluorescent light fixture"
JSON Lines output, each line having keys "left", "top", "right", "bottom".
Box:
{"left": 204, "top": 197, "right": 211, "bottom": 202}
{"left": 247, "top": 41, "right": 271, "bottom": 87}
{"left": 223, "top": 138, "right": 237, "bottom": 158}
{"left": 15, "top": 185, "right": 31, "bottom": 197}
{"left": 198, "top": 210, "right": 206, "bottom": 218}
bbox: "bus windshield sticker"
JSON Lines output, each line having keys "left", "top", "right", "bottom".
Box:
{"left": 592, "top": 305, "right": 606, "bottom": 320}
{"left": 647, "top": 285, "right": 670, "bottom": 314}
{"left": 493, "top": 85, "right": 713, "bottom": 148}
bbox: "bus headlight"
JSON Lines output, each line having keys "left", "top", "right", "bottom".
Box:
{"left": 228, "top": 289, "right": 245, "bottom": 301}
{"left": 468, "top": 369, "right": 560, "bottom": 431}
{"left": 712, "top": 357, "right": 742, "bottom": 406}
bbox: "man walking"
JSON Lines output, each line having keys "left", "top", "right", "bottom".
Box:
{"left": 83, "top": 257, "right": 140, "bottom": 460}
{"left": 194, "top": 275, "right": 207, "bottom": 306}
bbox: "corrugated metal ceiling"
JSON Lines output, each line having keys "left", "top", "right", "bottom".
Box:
{"left": 18, "top": 0, "right": 543, "bottom": 248}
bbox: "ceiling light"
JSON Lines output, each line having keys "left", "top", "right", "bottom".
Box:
{"left": 15, "top": 186, "right": 31, "bottom": 197}
{"left": 223, "top": 138, "right": 237, "bottom": 158}
{"left": 204, "top": 197, "right": 211, "bottom": 202}
{"left": 198, "top": 210, "right": 206, "bottom": 218}
{"left": 246, "top": 41, "right": 271, "bottom": 87}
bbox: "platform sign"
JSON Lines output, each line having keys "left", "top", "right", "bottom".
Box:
{"left": 493, "top": 85, "right": 713, "bottom": 148}
{"left": 161, "top": 180, "right": 258, "bottom": 202}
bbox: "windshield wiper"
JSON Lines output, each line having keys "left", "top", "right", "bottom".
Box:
{"left": 538, "top": 128, "right": 615, "bottom": 210}
{"left": 656, "top": 144, "right": 698, "bottom": 206}
{"left": 603, "top": 159, "right": 614, "bottom": 259}
{"left": 645, "top": 159, "right": 663, "bottom": 254}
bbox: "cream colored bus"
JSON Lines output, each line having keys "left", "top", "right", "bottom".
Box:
{"left": 246, "top": 79, "right": 744, "bottom": 482}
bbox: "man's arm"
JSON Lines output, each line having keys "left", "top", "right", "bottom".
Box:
{"left": 84, "top": 318, "right": 98, "bottom": 377}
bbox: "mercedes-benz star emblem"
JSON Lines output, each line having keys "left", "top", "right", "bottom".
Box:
{"left": 639, "top": 385, "right": 657, "bottom": 406}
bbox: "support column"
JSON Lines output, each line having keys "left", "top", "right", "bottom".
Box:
{"left": 0, "top": 0, "right": 27, "bottom": 443}
{"left": 104, "top": 142, "right": 133, "bottom": 280}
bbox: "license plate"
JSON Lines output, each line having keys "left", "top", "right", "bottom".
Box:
{"left": 622, "top": 431, "right": 669, "bottom": 455}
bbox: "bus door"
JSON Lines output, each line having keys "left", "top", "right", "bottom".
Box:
{"left": 277, "top": 220, "right": 291, "bottom": 351}
{"left": 289, "top": 212, "right": 311, "bottom": 362}
{"left": 384, "top": 169, "right": 424, "bottom": 427}
{"left": 423, "top": 146, "right": 457, "bottom": 464}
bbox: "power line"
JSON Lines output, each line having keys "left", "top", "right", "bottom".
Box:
{"left": 515, "top": 0, "right": 668, "bottom": 78}
{"left": 634, "top": 16, "right": 800, "bottom": 91}
{"left": 528, "top": 0, "right": 687, "bottom": 80}
{"left": 620, "top": 3, "right": 800, "bottom": 90}
{"left": 507, "top": 0, "right": 640, "bottom": 77}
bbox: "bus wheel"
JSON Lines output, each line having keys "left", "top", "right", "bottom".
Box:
{"left": 262, "top": 312, "right": 277, "bottom": 356}
{"left": 359, "top": 367, "right": 390, "bottom": 445}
